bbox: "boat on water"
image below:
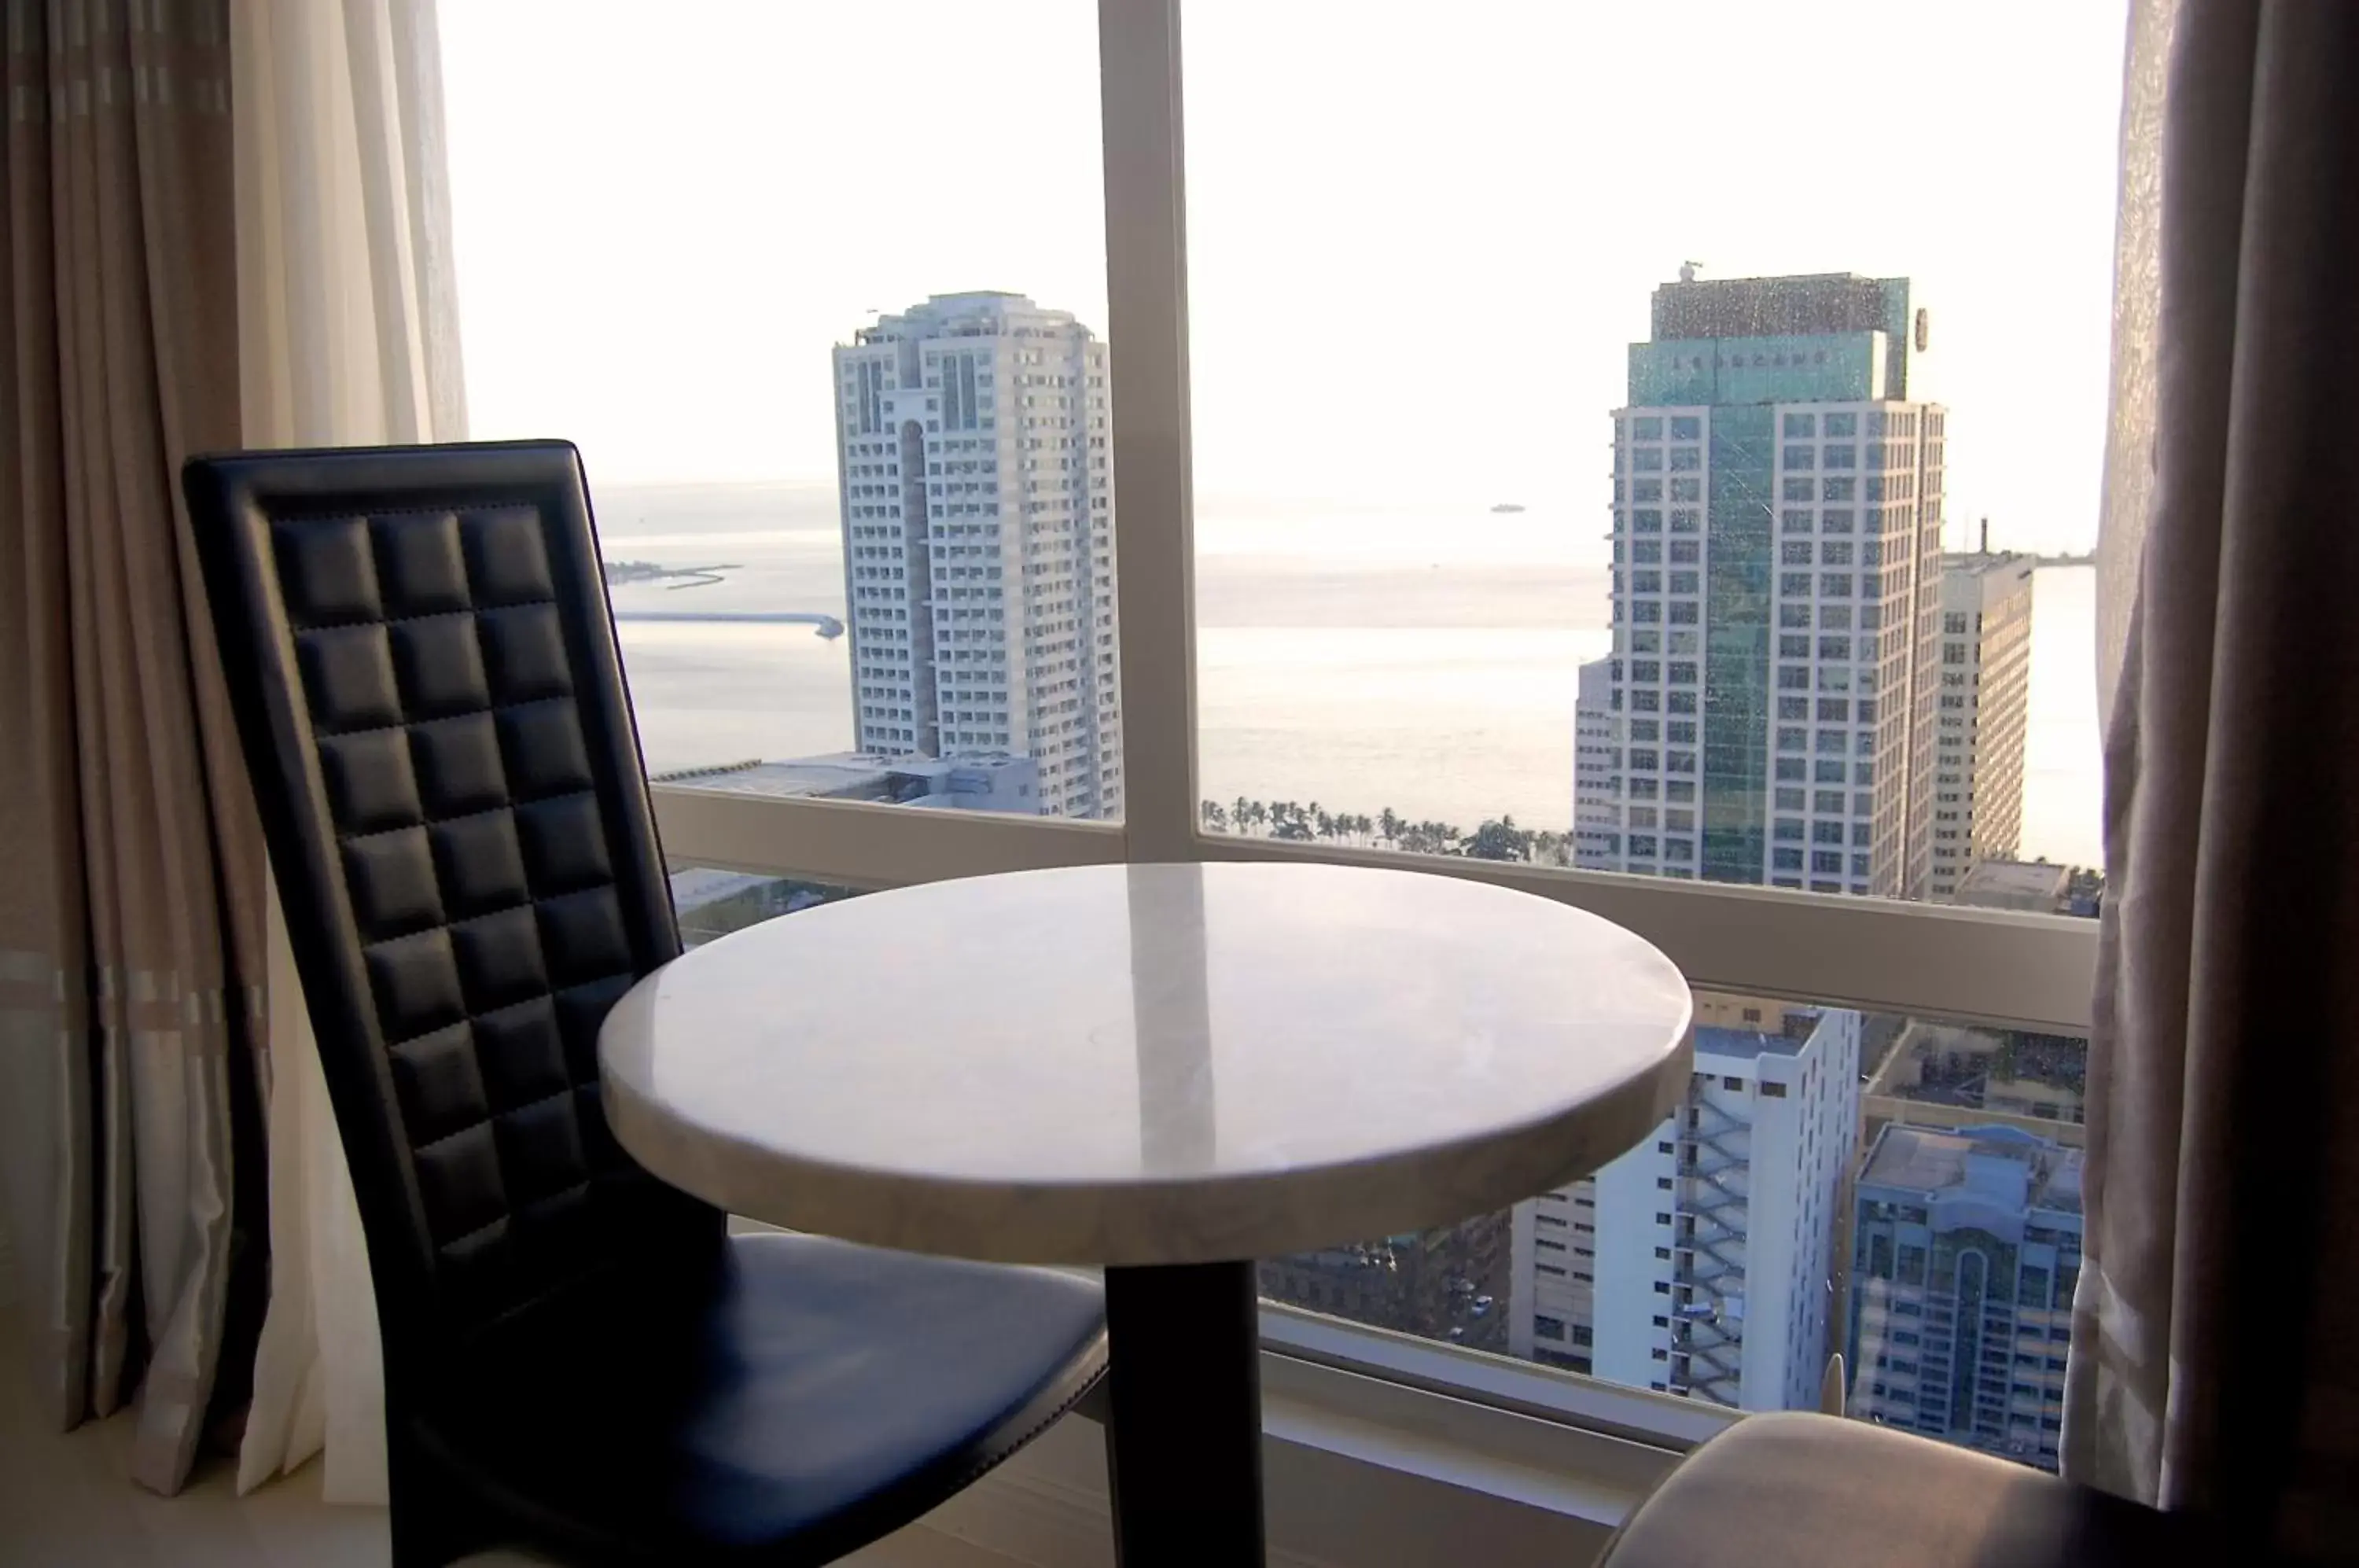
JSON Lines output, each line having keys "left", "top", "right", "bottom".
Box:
{"left": 1489, "top": 502, "right": 1527, "bottom": 514}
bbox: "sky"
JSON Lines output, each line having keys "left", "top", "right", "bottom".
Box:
{"left": 440, "top": 0, "right": 2130, "bottom": 558}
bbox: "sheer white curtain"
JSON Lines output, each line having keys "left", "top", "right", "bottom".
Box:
{"left": 2092, "top": 0, "right": 2171, "bottom": 729}
{"left": 229, "top": 0, "right": 466, "bottom": 1505}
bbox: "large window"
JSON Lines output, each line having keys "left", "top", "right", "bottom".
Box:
{"left": 1183, "top": 5, "right": 2113, "bottom": 907}
{"left": 1176, "top": 2, "right": 2118, "bottom": 1463}
{"left": 442, "top": 0, "right": 2120, "bottom": 1477}
{"left": 444, "top": 2, "right": 1121, "bottom": 820}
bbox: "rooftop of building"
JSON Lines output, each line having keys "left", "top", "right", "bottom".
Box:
{"left": 1693, "top": 1012, "right": 1821, "bottom": 1063}
{"left": 1640, "top": 271, "right": 1917, "bottom": 403}
{"left": 664, "top": 866, "right": 782, "bottom": 914}
{"left": 1860, "top": 1121, "right": 2084, "bottom": 1215}
{"left": 1952, "top": 859, "right": 2073, "bottom": 912}
{"left": 1650, "top": 271, "right": 1907, "bottom": 340}
{"left": 1942, "top": 549, "right": 2038, "bottom": 583}
{"left": 852, "top": 291, "right": 1090, "bottom": 344}
{"left": 650, "top": 751, "right": 1036, "bottom": 809}
{"left": 1941, "top": 548, "right": 2034, "bottom": 569}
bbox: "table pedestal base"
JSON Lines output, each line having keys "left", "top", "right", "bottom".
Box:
{"left": 1102, "top": 1260, "right": 1266, "bottom": 1566}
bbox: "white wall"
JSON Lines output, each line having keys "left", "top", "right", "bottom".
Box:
{"left": 1589, "top": 1113, "right": 1676, "bottom": 1392}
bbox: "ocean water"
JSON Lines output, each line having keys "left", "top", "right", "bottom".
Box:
{"left": 598, "top": 482, "right": 2104, "bottom": 869}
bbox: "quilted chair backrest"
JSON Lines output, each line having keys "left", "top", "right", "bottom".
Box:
{"left": 185, "top": 442, "right": 717, "bottom": 1365}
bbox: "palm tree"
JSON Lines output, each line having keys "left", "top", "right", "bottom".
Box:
{"left": 1466, "top": 817, "right": 1529, "bottom": 862}
{"left": 1195, "top": 797, "right": 1580, "bottom": 859}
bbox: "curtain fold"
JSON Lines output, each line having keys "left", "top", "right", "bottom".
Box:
{"left": 2065, "top": 2, "right": 2359, "bottom": 1557}
{"left": 1, "top": 0, "right": 268, "bottom": 1496}
{"left": 228, "top": 0, "right": 466, "bottom": 1507}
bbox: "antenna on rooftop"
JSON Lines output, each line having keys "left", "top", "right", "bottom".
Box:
{"left": 1678, "top": 259, "right": 1703, "bottom": 283}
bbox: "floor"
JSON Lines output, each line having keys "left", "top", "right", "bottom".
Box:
{"left": 0, "top": 1314, "right": 1025, "bottom": 1568}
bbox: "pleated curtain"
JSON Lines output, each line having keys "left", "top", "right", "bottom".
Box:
{"left": 0, "top": 0, "right": 267, "bottom": 1496}
{"left": 1, "top": 0, "right": 462, "bottom": 1501}
{"left": 2067, "top": 2, "right": 2359, "bottom": 1559}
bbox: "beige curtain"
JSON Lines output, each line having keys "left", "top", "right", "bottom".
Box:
{"left": 228, "top": 0, "right": 466, "bottom": 1507}
{"left": 0, "top": 0, "right": 270, "bottom": 1496}
{"left": 2065, "top": 2, "right": 2359, "bottom": 1559}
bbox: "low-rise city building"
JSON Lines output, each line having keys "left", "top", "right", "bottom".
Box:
{"left": 1950, "top": 858, "right": 2073, "bottom": 913}
{"left": 653, "top": 751, "right": 1041, "bottom": 813}
{"left": 1260, "top": 1213, "right": 1511, "bottom": 1353}
{"left": 1847, "top": 1122, "right": 2083, "bottom": 1471}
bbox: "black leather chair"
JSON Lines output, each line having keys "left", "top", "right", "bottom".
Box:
{"left": 1596, "top": 1412, "right": 2232, "bottom": 1568}
{"left": 185, "top": 440, "right": 1108, "bottom": 1567}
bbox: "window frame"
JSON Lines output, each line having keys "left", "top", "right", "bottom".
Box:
{"left": 642, "top": 0, "right": 2099, "bottom": 1462}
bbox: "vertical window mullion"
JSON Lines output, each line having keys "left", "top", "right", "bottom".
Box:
{"left": 1099, "top": 0, "right": 1198, "bottom": 863}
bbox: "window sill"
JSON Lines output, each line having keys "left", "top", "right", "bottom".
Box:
{"left": 933, "top": 1316, "right": 1697, "bottom": 1567}
{"left": 651, "top": 782, "right": 2100, "bottom": 1035}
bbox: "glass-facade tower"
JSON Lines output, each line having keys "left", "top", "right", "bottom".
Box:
{"left": 1579, "top": 273, "right": 1948, "bottom": 896}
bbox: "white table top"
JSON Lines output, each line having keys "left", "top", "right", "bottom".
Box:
{"left": 601, "top": 863, "right": 1693, "bottom": 1266}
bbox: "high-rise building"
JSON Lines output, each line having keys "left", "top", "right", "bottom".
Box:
{"left": 832, "top": 293, "right": 1121, "bottom": 819}
{"left": 1847, "top": 1122, "right": 2083, "bottom": 1471}
{"left": 1928, "top": 549, "right": 2035, "bottom": 899}
{"left": 1510, "top": 999, "right": 1860, "bottom": 1411}
{"left": 1572, "top": 655, "right": 1621, "bottom": 867}
{"left": 1580, "top": 273, "right": 1949, "bottom": 896}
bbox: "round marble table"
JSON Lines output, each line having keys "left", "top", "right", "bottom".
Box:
{"left": 601, "top": 862, "right": 1693, "bottom": 1566}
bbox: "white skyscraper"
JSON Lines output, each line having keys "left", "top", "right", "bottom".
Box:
{"left": 833, "top": 293, "right": 1121, "bottom": 819}
{"left": 1511, "top": 999, "right": 1861, "bottom": 1411}
{"left": 1928, "top": 550, "right": 2035, "bottom": 900}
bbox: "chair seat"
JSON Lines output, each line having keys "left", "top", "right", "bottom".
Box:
{"left": 1600, "top": 1412, "right": 2224, "bottom": 1568}
{"left": 417, "top": 1231, "right": 1106, "bottom": 1564}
